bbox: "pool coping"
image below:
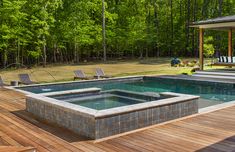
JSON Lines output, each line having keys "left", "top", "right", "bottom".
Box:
{"left": 14, "top": 75, "right": 143, "bottom": 88}
{"left": 6, "top": 75, "right": 144, "bottom": 95}
{"left": 154, "top": 75, "right": 235, "bottom": 84}
{"left": 199, "top": 100, "right": 235, "bottom": 113}
{"left": 27, "top": 92, "right": 200, "bottom": 118}
{"left": 9, "top": 74, "right": 235, "bottom": 95}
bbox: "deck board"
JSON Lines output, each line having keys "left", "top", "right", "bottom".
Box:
{"left": 0, "top": 88, "right": 234, "bottom": 151}
{"left": 0, "top": 146, "right": 36, "bottom": 152}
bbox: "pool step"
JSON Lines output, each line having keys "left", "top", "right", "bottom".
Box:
{"left": 66, "top": 94, "right": 148, "bottom": 103}
{"left": 40, "top": 88, "right": 101, "bottom": 96}
{"left": 195, "top": 71, "right": 235, "bottom": 76}
{"left": 193, "top": 73, "right": 235, "bottom": 80}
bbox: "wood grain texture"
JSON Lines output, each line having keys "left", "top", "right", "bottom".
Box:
{"left": 0, "top": 88, "right": 234, "bottom": 151}
{"left": 0, "top": 146, "right": 36, "bottom": 152}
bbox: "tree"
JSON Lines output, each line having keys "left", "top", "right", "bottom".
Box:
{"left": 102, "top": 0, "right": 106, "bottom": 61}
{"left": 26, "top": 0, "right": 62, "bottom": 66}
{"left": 0, "top": 0, "right": 29, "bottom": 67}
{"left": 1, "top": 0, "right": 235, "bottom": 67}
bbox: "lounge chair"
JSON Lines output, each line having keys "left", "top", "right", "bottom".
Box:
{"left": 18, "top": 74, "right": 37, "bottom": 85}
{"left": 74, "top": 70, "right": 91, "bottom": 80}
{"left": 95, "top": 68, "right": 112, "bottom": 79}
{"left": 0, "top": 76, "right": 8, "bottom": 87}
{"left": 212, "top": 56, "right": 235, "bottom": 66}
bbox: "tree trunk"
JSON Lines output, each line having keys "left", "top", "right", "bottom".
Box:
{"left": 139, "top": 46, "right": 143, "bottom": 59}
{"left": 43, "top": 35, "right": 47, "bottom": 67}
{"left": 218, "top": 0, "right": 222, "bottom": 16}
{"left": 145, "top": 47, "right": 148, "bottom": 58}
{"left": 154, "top": 0, "right": 159, "bottom": 57}
{"left": 185, "top": 0, "right": 190, "bottom": 56}
{"left": 102, "top": 0, "right": 107, "bottom": 62}
{"left": 53, "top": 43, "right": 57, "bottom": 63}
{"left": 21, "top": 47, "right": 24, "bottom": 65}
{"left": 192, "top": 0, "right": 197, "bottom": 56}
{"left": 170, "top": 0, "right": 173, "bottom": 56}
{"left": 17, "top": 39, "right": 20, "bottom": 65}
{"left": 202, "top": 0, "right": 209, "bottom": 19}
{"left": 42, "top": 3, "right": 48, "bottom": 67}
{"left": 215, "top": 0, "right": 223, "bottom": 57}
{"left": 74, "top": 42, "right": 80, "bottom": 63}
{"left": 146, "top": 2, "right": 150, "bottom": 58}
{"left": 3, "top": 49, "right": 7, "bottom": 68}
{"left": 60, "top": 50, "right": 63, "bottom": 62}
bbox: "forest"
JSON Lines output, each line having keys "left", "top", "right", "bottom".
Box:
{"left": 0, "top": 0, "right": 234, "bottom": 67}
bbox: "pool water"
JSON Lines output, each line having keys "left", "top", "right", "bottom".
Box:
{"left": 126, "top": 80, "right": 235, "bottom": 108}
{"left": 51, "top": 90, "right": 166, "bottom": 110}
{"left": 71, "top": 95, "right": 143, "bottom": 110}
{"left": 115, "top": 80, "right": 235, "bottom": 102}
{"left": 19, "top": 77, "right": 235, "bottom": 108}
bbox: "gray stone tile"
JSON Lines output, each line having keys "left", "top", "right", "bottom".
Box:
{"left": 26, "top": 89, "right": 199, "bottom": 139}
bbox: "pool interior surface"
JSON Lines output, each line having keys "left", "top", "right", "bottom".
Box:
{"left": 51, "top": 90, "right": 168, "bottom": 110}
{"left": 19, "top": 77, "right": 235, "bottom": 109}
{"left": 72, "top": 95, "right": 140, "bottom": 110}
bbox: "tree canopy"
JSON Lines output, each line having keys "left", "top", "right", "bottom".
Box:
{"left": 0, "top": 0, "right": 234, "bottom": 67}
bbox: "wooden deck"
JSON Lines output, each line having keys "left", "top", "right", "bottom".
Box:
{"left": 0, "top": 88, "right": 235, "bottom": 152}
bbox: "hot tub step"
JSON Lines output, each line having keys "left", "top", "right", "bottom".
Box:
{"left": 40, "top": 87, "right": 101, "bottom": 96}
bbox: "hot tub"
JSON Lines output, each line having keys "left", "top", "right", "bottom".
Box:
{"left": 26, "top": 88, "right": 199, "bottom": 139}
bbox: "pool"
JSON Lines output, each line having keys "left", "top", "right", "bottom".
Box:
{"left": 72, "top": 95, "right": 140, "bottom": 110}
{"left": 50, "top": 90, "right": 165, "bottom": 110}
{"left": 17, "top": 76, "right": 235, "bottom": 139}
{"left": 18, "top": 76, "right": 235, "bottom": 108}
{"left": 26, "top": 89, "right": 199, "bottom": 139}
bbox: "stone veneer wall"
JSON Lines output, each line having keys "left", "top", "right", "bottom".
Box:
{"left": 26, "top": 97, "right": 96, "bottom": 139}
{"left": 95, "top": 99, "right": 198, "bottom": 139}
{"left": 26, "top": 97, "right": 198, "bottom": 139}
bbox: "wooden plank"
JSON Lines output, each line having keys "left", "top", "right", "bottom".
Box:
{"left": 124, "top": 131, "right": 188, "bottom": 152}
{"left": 0, "top": 88, "right": 235, "bottom": 151}
{"left": 73, "top": 142, "right": 107, "bottom": 152}
{"left": 105, "top": 138, "right": 145, "bottom": 152}
{"left": 98, "top": 142, "right": 138, "bottom": 152}
{"left": 0, "top": 130, "right": 22, "bottom": 146}
{"left": 0, "top": 146, "right": 36, "bottom": 152}
{"left": 0, "top": 113, "right": 82, "bottom": 152}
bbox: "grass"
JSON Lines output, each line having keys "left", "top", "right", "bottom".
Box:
{"left": 0, "top": 58, "right": 198, "bottom": 84}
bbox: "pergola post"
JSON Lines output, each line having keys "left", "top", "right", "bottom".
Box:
{"left": 199, "top": 28, "right": 204, "bottom": 70}
{"left": 228, "top": 29, "right": 233, "bottom": 57}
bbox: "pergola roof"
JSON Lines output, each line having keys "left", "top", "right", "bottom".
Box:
{"left": 190, "top": 15, "right": 235, "bottom": 29}
{"left": 190, "top": 15, "right": 235, "bottom": 70}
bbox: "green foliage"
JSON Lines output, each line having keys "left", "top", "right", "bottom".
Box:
{"left": 0, "top": 0, "right": 235, "bottom": 66}
{"left": 204, "top": 36, "right": 215, "bottom": 58}
{"left": 27, "top": 50, "right": 41, "bottom": 59}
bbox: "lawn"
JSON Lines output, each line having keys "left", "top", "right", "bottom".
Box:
{"left": 0, "top": 58, "right": 197, "bottom": 84}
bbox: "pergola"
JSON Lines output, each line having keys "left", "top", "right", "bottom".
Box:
{"left": 190, "top": 15, "right": 235, "bottom": 70}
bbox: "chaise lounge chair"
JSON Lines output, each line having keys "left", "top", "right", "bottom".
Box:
{"left": 18, "top": 74, "right": 37, "bottom": 85}
{"left": 212, "top": 56, "right": 235, "bottom": 67}
{"left": 74, "top": 70, "right": 91, "bottom": 80}
{"left": 0, "top": 76, "right": 8, "bottom": 87}
{"left": 95, "top": 68, "right": 112, "bottom": 79}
